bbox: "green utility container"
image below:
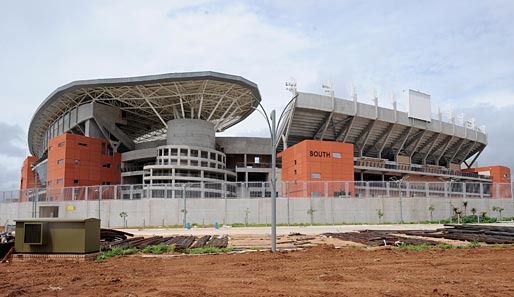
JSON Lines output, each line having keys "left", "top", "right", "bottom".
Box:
{"left": 15, "top": 218, "right": 100, "bottom": 254}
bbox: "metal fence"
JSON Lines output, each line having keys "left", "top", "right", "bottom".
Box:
{"left": 1, "top": 181, "right": 513, "bottom": 227}
{"left": 1, "top": 181, "right": 512, "bottom": 203}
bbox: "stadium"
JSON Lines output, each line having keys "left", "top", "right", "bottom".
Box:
{"left": 1, "top": 71, "right": 512, "bottom": 226}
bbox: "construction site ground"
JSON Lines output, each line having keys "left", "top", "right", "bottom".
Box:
{"left": 2, "top": 224, "right": 514, "bottom": 296}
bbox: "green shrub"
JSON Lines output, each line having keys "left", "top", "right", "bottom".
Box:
{"left": 141, "top": 244, "right": 176, "bottom": 254}
{"left": 96, "top": 247, "right": 138, "bottom": 260}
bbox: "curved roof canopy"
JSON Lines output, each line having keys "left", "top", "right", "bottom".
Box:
{"left": 28, "top": 71, "right": 261, "bottom": 156}
{"left": 278, "top": 92, "right": 487, "bottom": 166}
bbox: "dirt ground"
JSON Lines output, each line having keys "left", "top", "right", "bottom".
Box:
{"left": 2, "top": 245, "right": 514, "bottom": 297}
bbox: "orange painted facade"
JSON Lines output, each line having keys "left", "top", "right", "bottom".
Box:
{"left": 279, "top": 140, "right": 355, "bottom": 197}
{"left": 46, "top": 133, "right": 121, "bottom": 191}
{"left": 463, "top": 165, "right": 512, "bottom": 198}
{"left": 20, "top": 156, "right": 38, "bottom": 190}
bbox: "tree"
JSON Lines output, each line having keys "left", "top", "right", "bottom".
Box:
{"left": 119, "top": 211, "right": 128, "bottom": 228}
{"left": 376, "top": 209, "right": 384, "bottom": 224}
{"left": 462, "top": 201, "right": 468, "bottom": 216}
{"left": 492, "top": 206, "right": 504, "bottom": 221}
{"left": 307, "top": 207, "right": 317, "bottom": 226}
{"left": 428, "top": 204, "right": 435, "bottom": 222}
{"left": 455, "top": 209, "right": 462, "bottom": 224}
{"left": 471, "top": 207, "right": 477, "bottom": 216}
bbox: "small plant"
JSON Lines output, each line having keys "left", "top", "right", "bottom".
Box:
{"left": 307, "top": 207, "right": 317, "bottom": 226}
{"left": 119, "top": 211, "right": 128, "bottom": 228}
{"left": 96, "top": 247, "right": 138, "bottom": 261}
{"left": 376, "top": 209, "right": 384, "bottom": 224}
{"left": 467, "top": 240, "right": 480, "bottom": 248}
{"left": 397, "top": 243, "right": 432, "bottom": 251}
{"left": 141, "top": 244, "right": 175, "bottom": 254}
{"left": 480, "top": 211, "right": 487, "bottom": 218}
{"left": 471, "top": 207, "right": 477, "bottom": 216}
{"left": 463, "top": 201, "right": 468, "bottom": 216}
{"left": 492, "top": 206, "right": 504, "bottom": 221}
{"left": 455, "top": 209, "right": 462, "bottom": 224}
{"left": 428, "top": 204, "right": 435, "bottom": 221}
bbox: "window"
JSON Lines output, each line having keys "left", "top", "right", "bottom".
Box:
{"left": 311, "top": 173, "right": 321, "bottom": 179}
{"left": 254, "top": 156, "right": 260, "bottom": 163}
{"left": 102, "top": 181, "right": 111, "bottom": 185}
{"left": 58, "top": 142, "right": 65, "bottom": 147}
{"left": 333, "top": 152, "right": 342, "bottom": 158}
{"left": 57, "top": 159, "right": 64, "bottom": 165}
{"left": 74, "top": 179, "right": 79, "bottom": 184}
{"left": 191, "top": 149, "right": 199, "bottom": 157}
{"left": 78, "top": 142, "right": 88, "bottom": 147}
{"left": 74, "top": 159, "right": 80, "bottom": 165}
{"left": 102, "top": 163, "right": 111, "bottom": 168}
{"left": 294, "top": 160, "right": 297, "bottom": 165}
{"left": 57, "top": 179, "right": 63, "bottom": 184}
{"left": 48, "top": 181, "right": 53, "bottom": 186}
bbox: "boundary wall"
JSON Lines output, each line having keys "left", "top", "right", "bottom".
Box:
{"left": 1, "top": 196, "right": 513, "bottom": 228}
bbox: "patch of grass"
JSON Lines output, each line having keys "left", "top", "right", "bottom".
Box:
{"left": 181, "top": 247, "right": 233, "bottom": 254}
{"left": 395, "top": 241, "right": 481, "bottom": 251}
{"left": 96, "top": 247, "right": 139, "bottom": 261}
{"left": 396, "top": 243, "right": 432, "bottom": 251}
{"left": 436, "top": 243, "right": 459, "bottom": 249}
{"left": 141, "top": 244, "right": 176, "bottom": 254}
{"left": 467, "top": 240, "right": 481, "bottom": 248}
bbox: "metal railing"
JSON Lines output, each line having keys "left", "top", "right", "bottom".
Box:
{"left": 1, "top": 181, "right": 512, "bottom": 204}
{"left": 354, "top": 160, "right": 492, "bottom": 180}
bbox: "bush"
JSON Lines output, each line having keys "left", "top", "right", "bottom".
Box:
{"left": 460, "top": 215, "right": 496, "bottom": 224}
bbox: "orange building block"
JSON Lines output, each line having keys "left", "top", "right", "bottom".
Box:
{"left": 462, "top": 165, "right": 511, "bottom": 198}
{"left": 46, "top": 134, "right": 121, "bottom": 197}
{"left": 20, "top": 156, "right": 39, "bottom": 201}
{"left": 279, "top": 140, "right": 355, "bottom": 197}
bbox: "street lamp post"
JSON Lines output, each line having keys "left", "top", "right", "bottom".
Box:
{"left": 254, "top": 81, "right": 298, "bottom": 252}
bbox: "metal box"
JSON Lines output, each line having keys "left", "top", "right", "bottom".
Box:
{"left": 15, "top": 218, "right": 100, "bottom": 254}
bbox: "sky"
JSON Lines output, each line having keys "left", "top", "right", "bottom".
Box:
{"left": 0, "top": 0, "right": 513, "bottom": 190}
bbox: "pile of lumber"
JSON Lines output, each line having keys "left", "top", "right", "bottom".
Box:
{"left": 324, "top": 230, "right": 439, "bottom": 246}
{"left": 100, "top": 231, "right": 228, "bottom": 251}
{"left": 101, "top": 229, "right": 134, "bottom": 242}
{"left": 400, "top": 224, "right": 514, "bottom": 244}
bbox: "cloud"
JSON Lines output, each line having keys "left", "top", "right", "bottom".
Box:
{"left": 0, "top": 122, "right": 27, "bottom": 190}
{"left": 0, "top": 0, "right": 513, "bottom": 188}
{"left": 459, "top": 104, "right": 514, "bottom": 171}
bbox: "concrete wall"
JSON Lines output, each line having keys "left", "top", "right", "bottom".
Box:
{"left": 2, "top": 197, "right": 513, "bottom": 228}
{"left": 167, "top": 119, "right": 215, "bottom": 149}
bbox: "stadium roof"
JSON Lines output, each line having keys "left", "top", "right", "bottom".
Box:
{"left": 28, "top": 71, "right": 261, "bottom": 156}
{"left": 278, "top": 92, "right": 487, "bottom": 167}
